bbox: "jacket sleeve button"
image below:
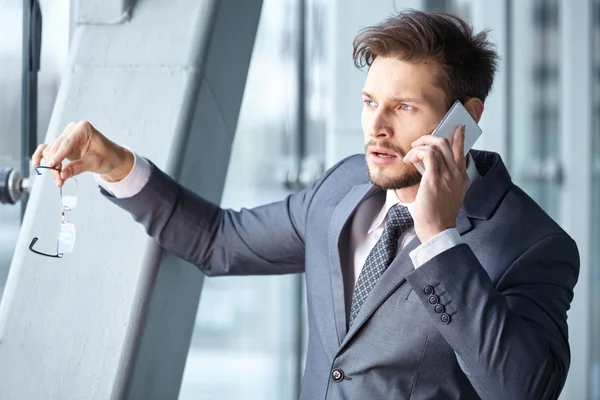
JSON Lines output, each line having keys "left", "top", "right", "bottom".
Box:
{"left": 440, "top": 313, "right": 451, "bottom": 324}
{"left": 423, "top": 285, "right": 435, "bottom": 295}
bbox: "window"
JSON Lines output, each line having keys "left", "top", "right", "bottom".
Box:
{"left": 0, "top": 0, "right": 23, "bottom": 294}
{"left": 0, "top": 0, "right": 70, "bottom": 296}
{"left": 178, "top": 0, "right": 310, "bottom": 398}
{"left": 508, "top": 0, "right": 561, "bottom": 219}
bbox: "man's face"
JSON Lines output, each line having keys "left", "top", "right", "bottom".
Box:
{"left": 361, "top": 56, "right": 449, "bottom": 190}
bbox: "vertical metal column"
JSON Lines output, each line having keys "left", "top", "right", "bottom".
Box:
{"left": 20, "top": 0, "right": 42, "bottom": 218}
{"left": 292, "top": 0, "right": 307, "bottom": 395}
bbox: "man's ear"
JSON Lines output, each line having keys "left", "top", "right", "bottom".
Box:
{"left": 463, "top": 98, "right": 484, "bottom": 123}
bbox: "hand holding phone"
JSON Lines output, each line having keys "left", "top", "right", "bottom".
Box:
{"left": 406, "top": 101, "right": 480, "bottom": 243}
{"left": 414, "top": 100, "right": 482, "bottom": 174}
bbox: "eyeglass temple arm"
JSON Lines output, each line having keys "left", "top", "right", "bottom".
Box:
{"left": 29, "top": 237, "right": 62, "bottom": 258}
{"left": 34, "top": 166, "right": 78, "bottom": 198}
{"left": 33, "top": 165, "right": 61, "bottom": 175}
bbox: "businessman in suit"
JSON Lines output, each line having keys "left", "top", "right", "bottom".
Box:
{"left": 34, "top": 10, "right": 579, "bottom": 400}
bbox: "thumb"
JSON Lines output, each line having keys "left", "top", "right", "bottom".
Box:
{"left": 60, "top": 158, "right": 92, "bottom": 179}
{"left": 452, "top": 125, "right": 466, "bottom": 166}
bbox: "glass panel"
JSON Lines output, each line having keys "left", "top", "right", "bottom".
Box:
{"left": 297, "top": 0, "right": 328, "bottom": 372}
{"left": 303, "top": 0, "right": 327, "bottom": 182}
{"left": 178, "top": 0, "right": 305, "bottom": 398}
{"left": 590, "top": 0, "right": 600, "bottom": 397}
{"left": 424, "top": 0, "right": 454, "bottom": 12}
{"left": 509, "top": 0, "right": 561, "bottom": 220}
{"left": 424, "top": 0, "right": 472, "bottom": 22}
{"left": 0, "top": 0, "right": 23, "bottom": 294}
{"left": 0, "top": 0, "right": 70, "bottom": 295}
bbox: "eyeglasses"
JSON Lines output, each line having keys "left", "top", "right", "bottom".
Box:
{"left": 29, "top": 166, "right": 78, "bottom": 258}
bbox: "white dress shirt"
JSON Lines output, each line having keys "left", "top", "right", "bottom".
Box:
{"left": 96, "top": 151, "right": 479, "bottom": 290}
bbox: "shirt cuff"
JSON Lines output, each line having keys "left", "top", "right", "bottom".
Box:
{"left": 409, "top": 228, "right": 463, "bottom": 268}
{"left": 94, "top": 149, "right": 151, "bottom": 199}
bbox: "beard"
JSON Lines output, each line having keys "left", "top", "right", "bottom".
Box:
{"left": 367, "top": 164, "right": 422, "bottom": 190}
{"left": 365, "top": 141, "right": 422, "bottom": 190}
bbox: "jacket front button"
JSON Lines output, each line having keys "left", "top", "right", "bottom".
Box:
{"left": 331, "top": 368, "right": 345, "bottom": 382}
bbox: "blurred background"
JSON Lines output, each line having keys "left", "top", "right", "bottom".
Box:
{"left": 0, "top": 0, "right": 598, "bottom": 399}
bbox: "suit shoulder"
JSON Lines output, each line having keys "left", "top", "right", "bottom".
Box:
{"left": 308, "top": 154, "right": 370, "bottom": 202}
{"left": 323, "top": 154, "right": 368, "bottom": 182}
{"left": 496, "top": 182, "right": 575, "bottom": 246}
{"left": 329, "top": 154, "right": 367, "bottom": 170}
{"left": 470, "top": 181, "right": 579, "bottom": 284}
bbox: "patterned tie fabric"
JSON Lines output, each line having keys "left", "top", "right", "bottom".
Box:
{"left": 349, "top": 204, "right": 414, "bottom": 327}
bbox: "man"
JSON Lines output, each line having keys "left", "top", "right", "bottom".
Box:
{"left": 34, "top": 10, "right": 579, "bottom": 400}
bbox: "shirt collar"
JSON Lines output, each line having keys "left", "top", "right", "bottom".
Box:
{"left": 367, "top": 152, "right": 480, "bottom": 234}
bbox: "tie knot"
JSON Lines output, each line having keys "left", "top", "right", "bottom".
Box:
{"left": 386, "top": 204, "right": 414, "bottom": 233}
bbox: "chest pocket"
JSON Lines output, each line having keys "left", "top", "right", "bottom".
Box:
{"left": 406, "top": 288, "right": 422, "bottom": 304}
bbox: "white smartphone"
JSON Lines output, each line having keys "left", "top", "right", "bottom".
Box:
{"left": 414, "top": 100, "right": 482, "bottom": 174}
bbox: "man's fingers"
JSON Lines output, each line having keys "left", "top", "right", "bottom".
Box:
{"left": 61, "top": 158, "right": 92, "bottom": 180}
{"left": 53, "top": 136, "right": 75, "bottom": 166}
{"left": 429, "top": 142, "right": 458, "bottom": 176}
{"left": 48, "top": 128, "right": 69, "bottom": 158}
{"left": 48, "top": 122, "right": 77, "bottom": 167}
{"left": 412, "top": 133, "right": 451, "bottom": 148}
{"left": 404, "top": 147, "right": 433, "bottom": 164}
{"left": 412, "top": 133, "right": 459, "bottom": 175}
{"left": 405, "top": 146, "right": 447, "bottom": 168}
{"left": 422, "top": 148, "right": 439, "bottom": 177}
{"left": 32, "top": 144, "right": 48, "bottom": 167}
{"left": 452, "top": 125, "right": 466, "bottom": 167}
{"left": 404, "top": 146, "right": 446, "bottom": 176}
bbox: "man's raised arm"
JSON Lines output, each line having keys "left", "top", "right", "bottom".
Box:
{"left": 33, "top": 120, "right": 340, "bottom": 276}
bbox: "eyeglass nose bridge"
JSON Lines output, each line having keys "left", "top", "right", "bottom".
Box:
{"left": 60, "top": 178, "right": 78, "bottom": 211}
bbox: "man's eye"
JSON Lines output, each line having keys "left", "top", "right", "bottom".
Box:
{"left": 401, "top": 104, "right": 413, "bottom": 111}
{"left": 364, "top": 100, "right": 375, "bottom": 107}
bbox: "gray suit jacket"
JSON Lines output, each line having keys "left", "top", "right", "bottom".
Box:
{"left": 103, "top": 150, "right": 579, "bottom": 400}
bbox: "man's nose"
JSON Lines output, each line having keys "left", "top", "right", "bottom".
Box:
{"left": 368, "top": 109, "right": 394, "bottom": 139}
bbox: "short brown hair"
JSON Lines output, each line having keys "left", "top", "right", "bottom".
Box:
{"left": 353, "top": 9, "right": 499, "bottom": 106}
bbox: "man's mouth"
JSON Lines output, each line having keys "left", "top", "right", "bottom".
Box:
{"left": 369, "top": 147, "right": 397, "bottom": 158}
{"left": 368, "top": 147, "right": 402, "bottom": 166}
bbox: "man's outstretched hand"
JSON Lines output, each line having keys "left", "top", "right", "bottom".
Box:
{"left": 32, "top": 121, "right": 134, "bottom": 187}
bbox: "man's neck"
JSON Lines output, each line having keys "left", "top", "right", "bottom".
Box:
{"left": 394, "top": 185, "right": 419, "bottom": 204}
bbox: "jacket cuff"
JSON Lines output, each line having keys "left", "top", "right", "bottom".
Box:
{"left": 409, "top": 228, "right": 463, "bottom": 268}
{"left": 94, "top": 150, "right": 151, "bottom": 199}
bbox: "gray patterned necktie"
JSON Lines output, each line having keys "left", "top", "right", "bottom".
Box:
{"left": 349, "top": 204, "right": 414, "bottom": 327}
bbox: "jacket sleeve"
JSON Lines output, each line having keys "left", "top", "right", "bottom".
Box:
{"left": 100, "top": 159, "right": 343, "bottom": 276}
{"left": 405, "top": 234, "right": 579, "bottom": 400}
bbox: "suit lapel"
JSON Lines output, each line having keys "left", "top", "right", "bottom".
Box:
{"left": 328, "top": 183, "right": 380, "bottom": 345}
{"left": 456, "top": 208, "right": 473, "bottom": 235}
{"left": 339, "top": 236, "right": 420, "bottom": 351}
